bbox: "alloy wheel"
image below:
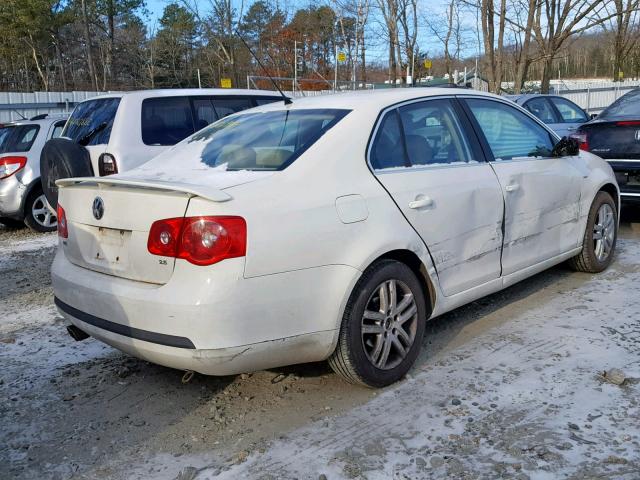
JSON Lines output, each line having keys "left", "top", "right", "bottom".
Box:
{"left": 593, "top": 203, "right": 615, "bottom": 262}
{"left": 361, "top": 279, "right": 418, "bottom": 370}
{"left": 31, "top": 194, "right": 57, "bottom": 229}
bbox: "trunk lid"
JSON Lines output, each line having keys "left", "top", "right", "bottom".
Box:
{"left": 582, "top": 120, "right": 640, "bottom": 159}
{"left": 56, "top": 173, "right": 259, "bottom": 284}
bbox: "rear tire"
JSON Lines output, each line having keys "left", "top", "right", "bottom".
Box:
{"left": 23, "top": 189, "right": 57, "bottom": 233}
{"left": 40, "top": 138, "right": 93, "bottom": 209}
{"left": 0, "top": 217, "right": 25, "bottom": 229}
{"left": 568, "top": 191, "right": 617, "bottom": 273}
{"left": 329, "top": 259, "right": 427, "bottom": 388}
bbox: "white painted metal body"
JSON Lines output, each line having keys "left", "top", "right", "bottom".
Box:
{"left": 51, "top": 88, "right": 619, "bottom": 375}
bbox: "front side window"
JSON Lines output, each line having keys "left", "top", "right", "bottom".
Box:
{"left": 550, "top": 97, "right": 588, "bottom": 123}
{"left": 142, "top": 97, "right": 195, "bottom": 146}
{"left": 524, "top": 97, "right": 557, "bottom": 124}
{"left": 465, "top": 98, "right": 553, "bottom": 160}
{"left": 63, "top": 98, "right": 120, "bottom": 146}
{"left": 185, "top": 108, "right": 350, "bottom": 170}
{"left": 0, "top": 125, "right": 40, "bottom": 153}
{"left": 398, "top": 99, "right": 473, "bottom": 165}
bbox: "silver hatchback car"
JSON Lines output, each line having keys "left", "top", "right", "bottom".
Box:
{"left": 0, "top": 115, "right": 67, "bottom": 231}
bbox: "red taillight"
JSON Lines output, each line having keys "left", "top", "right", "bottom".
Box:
{"left": 147, "top": 216, "right": 246, "bottom": 266}
{"left": 57, "top": 204, "right": 68, "bottom": 238}
{"left": 570, "top": 132, "right": 589, "bottom": 151}
{"left": 616, "top": 120, "right": 640, "bottom": 126}
{"left": 0, "top": 156, "right": 27, "bottom": 180}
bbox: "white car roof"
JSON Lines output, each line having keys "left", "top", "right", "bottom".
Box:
{"left": 1, "top": 116, "right": 68, "bottom": 127}
{"left": 79, "top": 88, "right": 285, "bottom": 102}
{"left": 252, "top": 88, "right": 500, "bottom": 114}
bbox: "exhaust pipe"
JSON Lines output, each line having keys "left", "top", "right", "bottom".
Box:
{"left": 67, "top": 325, "right": 90, "bottom": 341}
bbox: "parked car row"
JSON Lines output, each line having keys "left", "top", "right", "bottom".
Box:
{"left": 0, "top": 89, "right": 284, "bottom": 230}
{"left": 46, "top": 87, "right": 620, "bottom": 387}
{"left": 0, "top": 115, "right": 67, "bottom": 231}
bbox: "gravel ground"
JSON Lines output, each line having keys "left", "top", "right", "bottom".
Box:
{"left": 1, "top": 208, "right": 639, "bottom": 480}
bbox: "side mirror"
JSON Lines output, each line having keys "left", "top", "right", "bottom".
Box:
{"left": 551, "top": 136, "right": 580, "bottom": 157}
{"left": 590, "top": 113, "right": 598, "bottom": 119}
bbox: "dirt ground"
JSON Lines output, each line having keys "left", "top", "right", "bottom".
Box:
{"left": 1, "top": 208, "right": 639, "bottom": 480}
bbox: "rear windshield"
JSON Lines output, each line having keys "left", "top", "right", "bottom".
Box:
{"left": 599, "top": 89, "right": 640, "bottom": 119}
{"left": 0, "top": 124, "right": 40, "bottom": 153}
{"left": 187, "top": 109, "right": 350, "bottom": 171}
{"left": 63, "top": 98, "right": 120, "bottom": 145}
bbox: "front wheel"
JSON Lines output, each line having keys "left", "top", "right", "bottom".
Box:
{"left": 24, "top": 191, "right": 57, "bottom": 233}
{"left": 569, "top": 191, "right": 617, "bottom": 273}
{"left": 329, "top": 259, "right": 427, "bottom": 388}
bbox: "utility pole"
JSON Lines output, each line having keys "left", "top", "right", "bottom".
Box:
{"left": 335, "top": 44, "right": 338, "bottom": 92}
{"left": 294, "top": 40, "right": 298, "bottom": 95}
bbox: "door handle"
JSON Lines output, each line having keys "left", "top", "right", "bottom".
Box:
{"left": 505, "top": 183, "right": 519, "bottom": 192}
{"left": 408, "top": 195, "right": 433, "bottom": 209}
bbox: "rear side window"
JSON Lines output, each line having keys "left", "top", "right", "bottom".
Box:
{"left": 51, "top": 121, "right": 66, "bottom": 139}
{"left": 465, "top": 98, "right": 553, "bottom": 160}
{"left": 370, "top": 111, "right": 406, "bottom": 169}
{"left": 524, "top": 98, "right": 557, "bottom": 124}
{"left": 255, "top": 97, "right": 283, "bottom": 106}
{"left": 63, "top": 98, "right": 120, "bottom": 146}
{"left": 188, "top": 108, "right": 350, "bottom": 170}
{"left": 370, "top": 99, "right": 474, "bottom": 170}
{"left": 142, "top": 97, "right": 195, "bottom": 146}
{"left": 550, "top": 97, "right": 588, "bottom": 123}
{"left": 0, "top": 125, "right": 40, "bottom": 153}
{"left": 398, "top": 100, "right": 473, "bottom": 165}
{"left": 212, "top": 98, "right": 253, "bottom": 119}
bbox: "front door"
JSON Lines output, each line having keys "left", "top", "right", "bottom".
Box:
{"left": 370, "top": 98, "right": 504, "bottom": 296}
{"left": 462, "top": 97, "right": 584, "bottom": 276}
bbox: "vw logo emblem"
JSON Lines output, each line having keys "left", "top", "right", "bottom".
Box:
{"left": 92, "top": 197, "right": 104, "bottom": 220}
{"left": 635, "top": 130, "right": 640, "bottom": 142}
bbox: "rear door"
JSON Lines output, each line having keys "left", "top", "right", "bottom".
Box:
{"left": 462, "top": 97, "right": 584, "bottom": 275}
{"left": 370, "top": 97, "right": 504, "bottom": 296}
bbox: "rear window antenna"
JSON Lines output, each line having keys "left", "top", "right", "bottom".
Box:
{"left": 235, "top": 30, "right": 292, "bottom": 105}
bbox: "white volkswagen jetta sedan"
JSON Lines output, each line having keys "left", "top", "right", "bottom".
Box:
{"left": 52, "top": 89, "right": 619, "bottom": 387}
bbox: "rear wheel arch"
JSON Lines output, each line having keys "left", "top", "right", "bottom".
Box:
{"left": 363, "top": 249, "right": 435, "bottom": 318}
{"left": 19, "top": 177, "right": 43, "bottom": 215}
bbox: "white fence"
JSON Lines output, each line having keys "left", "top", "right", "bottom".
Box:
{"left": 0, "top": 91, "right": 105, "bottom": 123}
{"left": 1, "top": 79, "right": 638, "bottom": 123}
{"left": 553, "top": 80, "right": 640, "bottom": 113}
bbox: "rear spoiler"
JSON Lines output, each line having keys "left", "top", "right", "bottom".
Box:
{"left": 56, "top": 177, "right": 232, "bottom": 203}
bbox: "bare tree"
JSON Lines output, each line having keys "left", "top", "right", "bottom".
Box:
{"left": 377, "top": 0, "right": 402, "bottom": 84}
{"left": 479, "top": 0, "right": 507, "bottom": 93}
{"left": 531, "top": 0, "right": 609, "bottom": 92}
{"left": 598, "top": 0, "right": 640, "bottom": 81}
{"left": 426, "top": 0, "right": 466, "bottom": 82}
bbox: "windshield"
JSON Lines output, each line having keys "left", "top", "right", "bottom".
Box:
{"left": 0, "top": 124, "right": 40, "bottom": 153}
{"left": 63, "top": 98, "right": 121, "bottom": 145}
{"left": 179, "top": 108, "right": 351, "bottom": 171}
{"left": 599, "top": 89, "right": 640, "bottom": 119}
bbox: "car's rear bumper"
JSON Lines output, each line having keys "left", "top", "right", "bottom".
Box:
{"left": 606, "top": 160, "right": 640, "bottom": 203}
{"left": 52, "top": 250, "right": 358, "bottom": 375}
{"left": 0, "top": 176, "right": 26, "bottom": 218}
